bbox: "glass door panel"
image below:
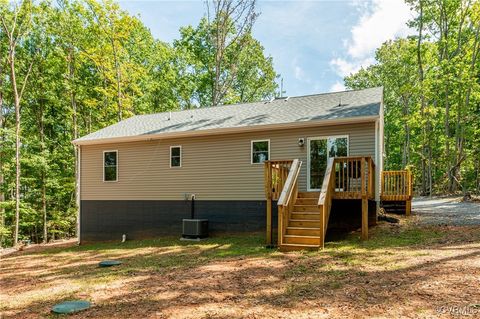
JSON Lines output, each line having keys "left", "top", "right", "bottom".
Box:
{"left": 308, "top": 136, "right": 348, "bottom": 191}
{"left": 309, "top": 139, "right": 327, "bottom": 190}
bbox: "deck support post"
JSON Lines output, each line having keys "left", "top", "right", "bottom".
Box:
{"left": 361, "top": 157, "right": 368, "bottom": 240}
{"left": 405, "top": 200, "right": 411, "bottom": 216}
{"left": 266, "top": 198, "right": 272, "bottom": 245}
{"left": 277, "top": 206, "right": 283, "bottom": 246}
{"left": 405, "top": 168, "right": 413, "bottom": 216}
{"left": 265, "top": 161, "right": 272, "bottom": 246}
{"left": 361, "top": 198, "right": 368, "bottom": 240}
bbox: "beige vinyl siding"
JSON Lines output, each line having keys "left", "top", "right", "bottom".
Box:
{"left": 81, "top": 122, "right": 376, "bottom": 201}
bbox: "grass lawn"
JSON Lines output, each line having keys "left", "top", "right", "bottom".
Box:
{"left": 1, "top": 219, "right": 480, "bottom": 318}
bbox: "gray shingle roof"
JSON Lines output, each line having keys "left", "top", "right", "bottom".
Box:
{"left": 74, "top": 87, "right": 382, "bottom": 144}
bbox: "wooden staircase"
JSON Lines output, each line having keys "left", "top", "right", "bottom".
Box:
{"left": 281, "top": 191, "right": 322, "bottom": 251}
{"left": 265, "top": 156, "right": 377, "bottom": 251}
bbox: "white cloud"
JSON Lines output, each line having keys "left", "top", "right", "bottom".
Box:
{"left": 348, "top": 0, "right": 413, "bottom": 59}
{"left": 331, "top": 0, "right": 414, "bottom": 78}
{"left": 330, "top": 57, "right": 375, "bottom": 77}
{"left": 330, "top": 81, "right": 346, "bottom": 92}
{"left": 294, "top": 65, "right": 305, "bottom": 80}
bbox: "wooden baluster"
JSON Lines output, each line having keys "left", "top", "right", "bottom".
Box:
{"left": 347, "top": 159, "right": 350, "bottom": 194}
{"left": 394, "top": 173, "right": 397, "bottom": 199}
{"left": 390, "top": 173, "right": 393, "bottom": 195}
{"left": 385, "top": 173, "right": 387, "bottom": 195}
{"left": 338, "top": 161, "right": 342, "bottom": 192}
{"left": 387, "top": 173, "right": 390, "bottom": 195}
{"left": 398, "top": 172, "right": 401, "bottom": 197}
{"left": 387, "top": 172, "right": 389, "bottom": 195}
{"left": 357, "top": 159, "right": 360, "bottom": 194}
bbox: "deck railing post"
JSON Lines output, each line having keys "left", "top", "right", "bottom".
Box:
{"left": 406, "top": 168, "right": 413, "bottom": 216}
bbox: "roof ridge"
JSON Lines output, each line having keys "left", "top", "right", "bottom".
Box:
{"left": 74, "top": 86, "right": 383, "bottom": 144}
{"left": 133, "top": 86, "right": 382, "bottom": 118}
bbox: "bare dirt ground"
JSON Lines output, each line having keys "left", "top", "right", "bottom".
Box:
{"left": 1, "top": 199, "right": 480, "bottom": 319}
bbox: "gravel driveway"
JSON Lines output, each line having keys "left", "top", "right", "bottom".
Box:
{"left": 413, "top": 197, "right": 480, "bottom": 226}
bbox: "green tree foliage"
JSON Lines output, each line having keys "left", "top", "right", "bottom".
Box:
{"left": 0, "top": 0, "right": 277, "bottom": 247}
{"left": 346, "top": 0, "right": 480, "bottom": 195}
{"left": 174, "top": 16, "right": 277, "bottom": 108}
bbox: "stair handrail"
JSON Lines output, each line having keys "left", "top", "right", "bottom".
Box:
{"left": 317, "top": 157, "right": 335, "bottom": 249}
{"left": 277, "top": 159, "right": 301, "bottom": 206}
{"left": 277, "top": 159, "right": 302, "bottom": 246}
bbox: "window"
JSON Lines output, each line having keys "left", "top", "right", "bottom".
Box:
{"left": 251, "top": 140, "right": 269, "bottom": 164}
{"left": 170, "top": 146, "right": 181, "bottom": 167}
{"left": 103, "top": 151, "right": 118, "bottom": 182}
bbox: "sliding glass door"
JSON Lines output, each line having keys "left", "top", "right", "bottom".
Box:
{"left": 307, "top": 136, "right": 348, "bottom": 191}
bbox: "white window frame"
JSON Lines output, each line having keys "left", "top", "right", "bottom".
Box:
{"left": 306, "top": 135, "right": 349, "bottom": 191}
{"left": 103, "top": 150, "right": 118, "bottom": 182}
{"left": 170, "top": 145, "right": 182, "bottom": 168}
{"left": 251, "top": 139, "right": 270, "bottom": 164}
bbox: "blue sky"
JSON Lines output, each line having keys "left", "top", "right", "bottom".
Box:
{"left": 120, "top": 0, "right": 414, "bottom": 97}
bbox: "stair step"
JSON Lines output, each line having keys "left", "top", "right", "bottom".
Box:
{"left": 291, "top": 212, "right": 321, "bottom": 220}
{"left": 283, "top": 235, "right": 321, "bottom": 245}
{"left": 288, "top": 219, "right": 321, "bottom": 228}
{"left": 293, "top": 205, "right": 319, "bottom": 212}
{"left": 297, "top": 192, "right": 320, "bottom": 198}
{"left": 286, "top": 227, "right": 321, "bottom": 236}
{"left": 295, "top": 198, "right": 318, "bottom": 205}
{"left": 279, "top": 243, "right": 320, "bottom": 252}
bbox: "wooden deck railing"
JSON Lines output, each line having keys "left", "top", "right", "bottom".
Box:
{"left": 381, "top": 170, "right": 412, "bottom": 200}
{"left": 332, "top": 156, "right": 375, "bottom": 200}
{"left": 264, "top": 160, "right": 293, "bottom": 201}
{"left": 381, "top": 170, "right": 413, "bottom": 215}
{"left": 264, "top": 160, "right": 294, "bottom": 245}
{"left": 277, "top": 159, "right": 302, "bottom": 246}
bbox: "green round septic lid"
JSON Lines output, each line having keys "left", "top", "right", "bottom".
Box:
{"left": 99, "top": 260, "right": 122, "bottom": 267}
{"left": 52, "top": 300, "right": 91, "bottom": 314}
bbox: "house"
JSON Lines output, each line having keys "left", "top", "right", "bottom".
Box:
{"left": 74, "top": 87, "right": 411, "bottom": 250}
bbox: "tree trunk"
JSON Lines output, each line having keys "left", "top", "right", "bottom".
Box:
{"left": 0, "top": 64, "right": 4, "bottom": 247}
{"left": 416, "top": 0, "right": 428, "bottom": 195}
{"left": 39, "top": 98, "right": 47, "bottom": 243}
{"left": 401, "top": 95, "right": 410, "bottom": 168}
{"left": 8, "top": 47, "right": 21, "bottom": 246}
{"left": 68, "top": 48, "right": 80, "bottom": 241}
{"left": 111, "top": 39, "right": 123, "bottom": 121}
{"left": 445, "top": 85, "right": 452, "bottom": 192}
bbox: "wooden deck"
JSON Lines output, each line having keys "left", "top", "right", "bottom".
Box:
{"left": 265, "top": 156, "right": 414, "bottom": 250}
{"left": 265, "top": 156, "right": 376, "bottom": 250}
